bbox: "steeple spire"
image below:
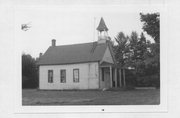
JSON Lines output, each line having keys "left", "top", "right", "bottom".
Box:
{"left": 96, "top": 17, "right": 109, "bottom": 43}
{"left": 96, "top": 17, "right": 108, "bottom": 32}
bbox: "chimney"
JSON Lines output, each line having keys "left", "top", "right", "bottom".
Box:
{"left": 52, "top": 39, "right": 56, "bottom": 47}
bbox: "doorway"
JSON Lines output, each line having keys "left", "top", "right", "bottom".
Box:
{"left": 101, "top": 67, "right": 110, "bottom": 89}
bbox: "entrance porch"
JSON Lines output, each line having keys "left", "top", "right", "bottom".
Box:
{"left": 99, "top": 63, "right": 126, "bottom": 89}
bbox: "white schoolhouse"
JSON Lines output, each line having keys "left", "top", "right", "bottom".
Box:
{"left": 37, "top": 17, "right": 125, "bottom": 90}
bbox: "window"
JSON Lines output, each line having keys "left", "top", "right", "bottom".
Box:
{"left": 48, "top": 70, "right": 53, "bottom": 83}
{"left": 73, "top": 69, "right": 79, "bottom": 83}
{"left": 60, "top": 69, "right": 66, "bottom": 83}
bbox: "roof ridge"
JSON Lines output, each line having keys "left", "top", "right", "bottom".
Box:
{"left": 53, "top": 41, "right": 97, "bottom": 47}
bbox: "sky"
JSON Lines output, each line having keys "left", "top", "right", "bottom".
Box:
{"left": 15, "top": 6, "right": 156, "bottom": 58}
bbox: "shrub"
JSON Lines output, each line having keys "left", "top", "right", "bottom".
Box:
{"left": 135, "top": 74, "right": 160, "bottom": 87}
{"left": 125, "top": 70, "right": 137, "bottom": 87}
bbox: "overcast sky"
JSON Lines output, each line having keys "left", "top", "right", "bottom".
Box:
{"left": 15, "top": 6, "right": 156, "bottom": 58}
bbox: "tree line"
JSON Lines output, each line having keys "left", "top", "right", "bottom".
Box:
{"left": 113, "top": 13, "right": 160, "bottom": 87}
{"left": 22, "top": 53, "right": 38, "bottom": 88}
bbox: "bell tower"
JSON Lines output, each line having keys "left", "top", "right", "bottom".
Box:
{"left": 96, "top": 17, "right": 109, "bottom": 43}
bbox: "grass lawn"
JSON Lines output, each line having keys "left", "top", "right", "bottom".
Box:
{"left": 22, "top": 89, "right": 160, "bottom": 105}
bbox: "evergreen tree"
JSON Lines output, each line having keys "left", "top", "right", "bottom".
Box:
{"left": 114, "top": 32, "right": 129, "bottom": 68}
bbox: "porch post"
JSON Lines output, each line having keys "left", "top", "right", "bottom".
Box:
{"left": 110, "top": 66, "right": 112, "bottom": 88}
{"left": 115, "top": 68, "right": 117, "bottom": 87}
{"left": 99, "top": 67, "right": 101, "bottom": 89}
{"left": 119, "top": 69, "right": 122, "bottom": 87}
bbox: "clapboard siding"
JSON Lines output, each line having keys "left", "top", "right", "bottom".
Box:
{"left": 39, "top": 62, "right": 99, "bottom": 90}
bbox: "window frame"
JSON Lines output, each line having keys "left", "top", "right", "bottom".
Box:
{"left": 73, "top": 69, "right": 79, "bottom": 83}
{"left": 60, "top": 69, "right": 66, "bottom": 83}
{"left": 48, "top": 70, "right": 53, "bottom": 83}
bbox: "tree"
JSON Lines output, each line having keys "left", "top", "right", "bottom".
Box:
{"left": 113, "top": 31, "right": 148, "bottom": 87}
{"left": 134, "top": 33, "right": 147, "bottom": 75}
{"left": 114, "top": 12, "right": 160, "bottom": 87}
{"left": 114, "top": 31, "right": 147, "bottom": 71}
{"left": 140, "top": 13, "right": 160, "bottom": 87}
{"left": 126, "top": 32, "right": 147, "bottom": 76}
{"left": 114, "top": 32, "right": 129, "bottom": 67}
{"left": 140, "top": 13, "right": 160, "bottom": 74}
{"left": 138, "top": 33, "right": 147, "bottom": 60}
{"left": 22, "top": 53, "right": 38, "bottom": 88}
{"left": 140, "top": 13, "right": 160, "bottom": 43}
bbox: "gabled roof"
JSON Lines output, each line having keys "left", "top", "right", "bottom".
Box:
{"left": 96, "top": 17, "right": 108, "bottom": 32}
{"left": 37, "top": 42, "right": 109, "bottom": 65}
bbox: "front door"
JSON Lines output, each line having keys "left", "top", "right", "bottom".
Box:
{"left": 104, "top": 68, "right": 110, "bottom": 88}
